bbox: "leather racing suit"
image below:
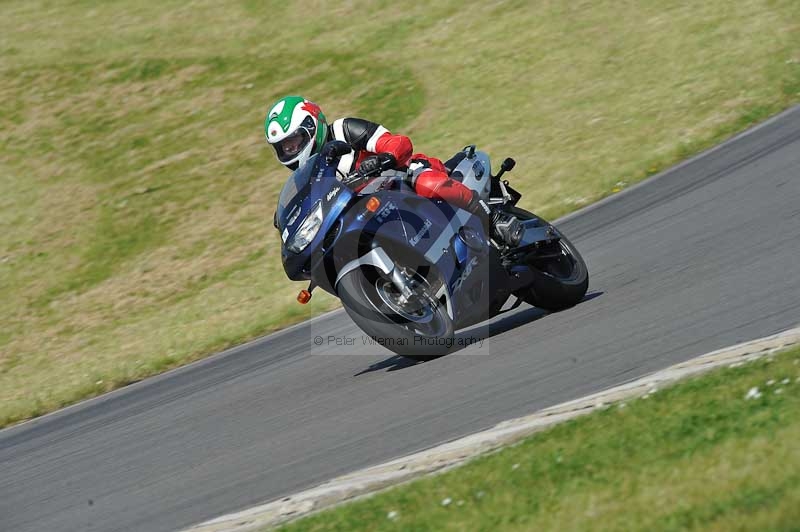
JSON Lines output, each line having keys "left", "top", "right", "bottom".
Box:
{"left": 327, "top": 118, "right": 480, "bottom": 211}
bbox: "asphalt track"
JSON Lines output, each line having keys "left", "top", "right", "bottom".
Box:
{"left": 2, "top": 107, "right": 800, "bottom": 532}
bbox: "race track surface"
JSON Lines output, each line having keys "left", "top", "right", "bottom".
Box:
{"left": 2, "top": 107, "right": 799, "bottom": 532}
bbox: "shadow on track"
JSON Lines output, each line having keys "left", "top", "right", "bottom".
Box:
{"left": 468, "top": 290, "right": 604, "bottom": 340}
{"left": 354, "top": 291, "right": 604, "bottom": 375}
{"left": 353, "top": 355, "right": 422, "bottom": 375}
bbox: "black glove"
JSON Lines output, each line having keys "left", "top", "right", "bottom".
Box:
{"left": 321, "top": 140, "right": 351, "bottom": 164}
{"left": 357, "top": 153, "right": 397, "bottom": 177}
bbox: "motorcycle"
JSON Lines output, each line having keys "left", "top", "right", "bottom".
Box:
{"left": 275, "top": 141, "right": 588, "bottom": 359}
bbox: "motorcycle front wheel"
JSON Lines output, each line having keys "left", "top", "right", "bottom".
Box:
{"left": 337, "top": 265, "right": 454, "bottom": 360}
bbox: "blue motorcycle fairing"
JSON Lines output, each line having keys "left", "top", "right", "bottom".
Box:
{"left": 277, "top": 154, "right": 354, "bottom": 281}
{"left": 327, "top": 189, "right": 495, "bottom": 327}
{"left": 277, "top": 151, "right": 511, "bottom": 328}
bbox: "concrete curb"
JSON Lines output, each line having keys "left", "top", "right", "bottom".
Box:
{"left": 182, "top": 326, "right": 800, "bottom": 532}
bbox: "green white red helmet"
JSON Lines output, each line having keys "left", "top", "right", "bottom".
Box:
{"left": 265, "top": 96, "right": 328, "bottom": 170}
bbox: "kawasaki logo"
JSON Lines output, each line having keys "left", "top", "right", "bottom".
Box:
{"left": 327, "top": 187, "right": 340, "bottom": 201}
{"left": 409, "top": 219, "right": 432, "bottom": 246}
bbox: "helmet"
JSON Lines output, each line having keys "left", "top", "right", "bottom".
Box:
{"left": 265, "top": 96, "right": 328, "bottom": 170}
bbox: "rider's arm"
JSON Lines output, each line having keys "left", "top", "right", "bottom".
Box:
{"left": 332, "top": 118, "right": 413, "bottom": 168}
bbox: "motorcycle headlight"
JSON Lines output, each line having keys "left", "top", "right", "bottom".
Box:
{"left": 286, "top": 201, "right": 323, "bottom": 253}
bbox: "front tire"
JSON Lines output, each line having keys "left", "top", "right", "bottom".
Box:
{"left": 337, "top": 266, "right": 455, "bottom": 360}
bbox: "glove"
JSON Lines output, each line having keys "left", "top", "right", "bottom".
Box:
{"left": 357, "top": 153, "right": 397, "bottom": 177}
{"left": 321, "top": 140, "right": 351, "bottom": 164}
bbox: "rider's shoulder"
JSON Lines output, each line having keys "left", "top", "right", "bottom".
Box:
{"left": 333, "top": 117, "right": 381, "bottom": 130}
{"left": 331, "top": 118, "right": 382, "bottom": 147}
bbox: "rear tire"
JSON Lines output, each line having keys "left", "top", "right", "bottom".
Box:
{"left": 337, "top": 266, "right": 455, "bottom": 360}
{"left": 510, "top": 207, "right": 589, "bottom": 311}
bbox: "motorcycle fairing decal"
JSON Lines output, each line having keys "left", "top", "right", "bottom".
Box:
{"left": 334, "top": 247, "right": 394, "bottom": 287}
{"left": 409, "top": 219, "right": 433, "bottom": 247}
{"left": 434, "top": 283, "right": 454, "bottom": 319}
{"left": 451, "top": 256, "right": 479, "bottom": 292}
{"left": 375, "top": 201, "right": 398, "bottom": 223}
{"left": 423, "top": 209, "right": 473, "bottom": 263}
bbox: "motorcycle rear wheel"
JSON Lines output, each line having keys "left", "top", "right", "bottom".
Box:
{"left": 510, "top": 207, "right": 589, "bottom": 311}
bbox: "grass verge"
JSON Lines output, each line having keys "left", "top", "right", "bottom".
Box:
{"left": 277, "top": 346, "right": 800, "bottom": 531}
{"left": 1, "top": 0, "right": 799, "bottom": 427}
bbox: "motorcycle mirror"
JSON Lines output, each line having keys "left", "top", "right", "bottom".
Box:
{"left": 495, "top": 157, "right": 516, "bottom": 180}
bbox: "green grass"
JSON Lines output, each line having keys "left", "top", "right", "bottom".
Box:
{"left": 1, "top": 0, "right": 799, "bottom": 427}
{"left": 277, "top": 347, "right": 800, "bottom": 532}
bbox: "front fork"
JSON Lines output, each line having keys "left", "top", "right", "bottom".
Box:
{"left": 391, "top": 266, "right": 415, "bottom": 301}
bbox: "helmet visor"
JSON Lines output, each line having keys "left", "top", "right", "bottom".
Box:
{"left": 274, "top": 129, "right": 311, "bottom": 163}
{"left": 272, "top": 116, "right": 318, "bottom": 164}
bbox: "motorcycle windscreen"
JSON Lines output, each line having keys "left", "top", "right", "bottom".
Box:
{"left": 276, "top": 154, "right": 319, "bottom": 230}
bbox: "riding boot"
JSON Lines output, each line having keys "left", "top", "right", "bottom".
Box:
{"left": 466, "top": 191, "right": 523, "bottom": 247}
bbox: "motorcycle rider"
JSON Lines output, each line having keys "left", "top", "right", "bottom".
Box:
{"left": 265, "top": 96, "right": 522, "bottom": 246}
